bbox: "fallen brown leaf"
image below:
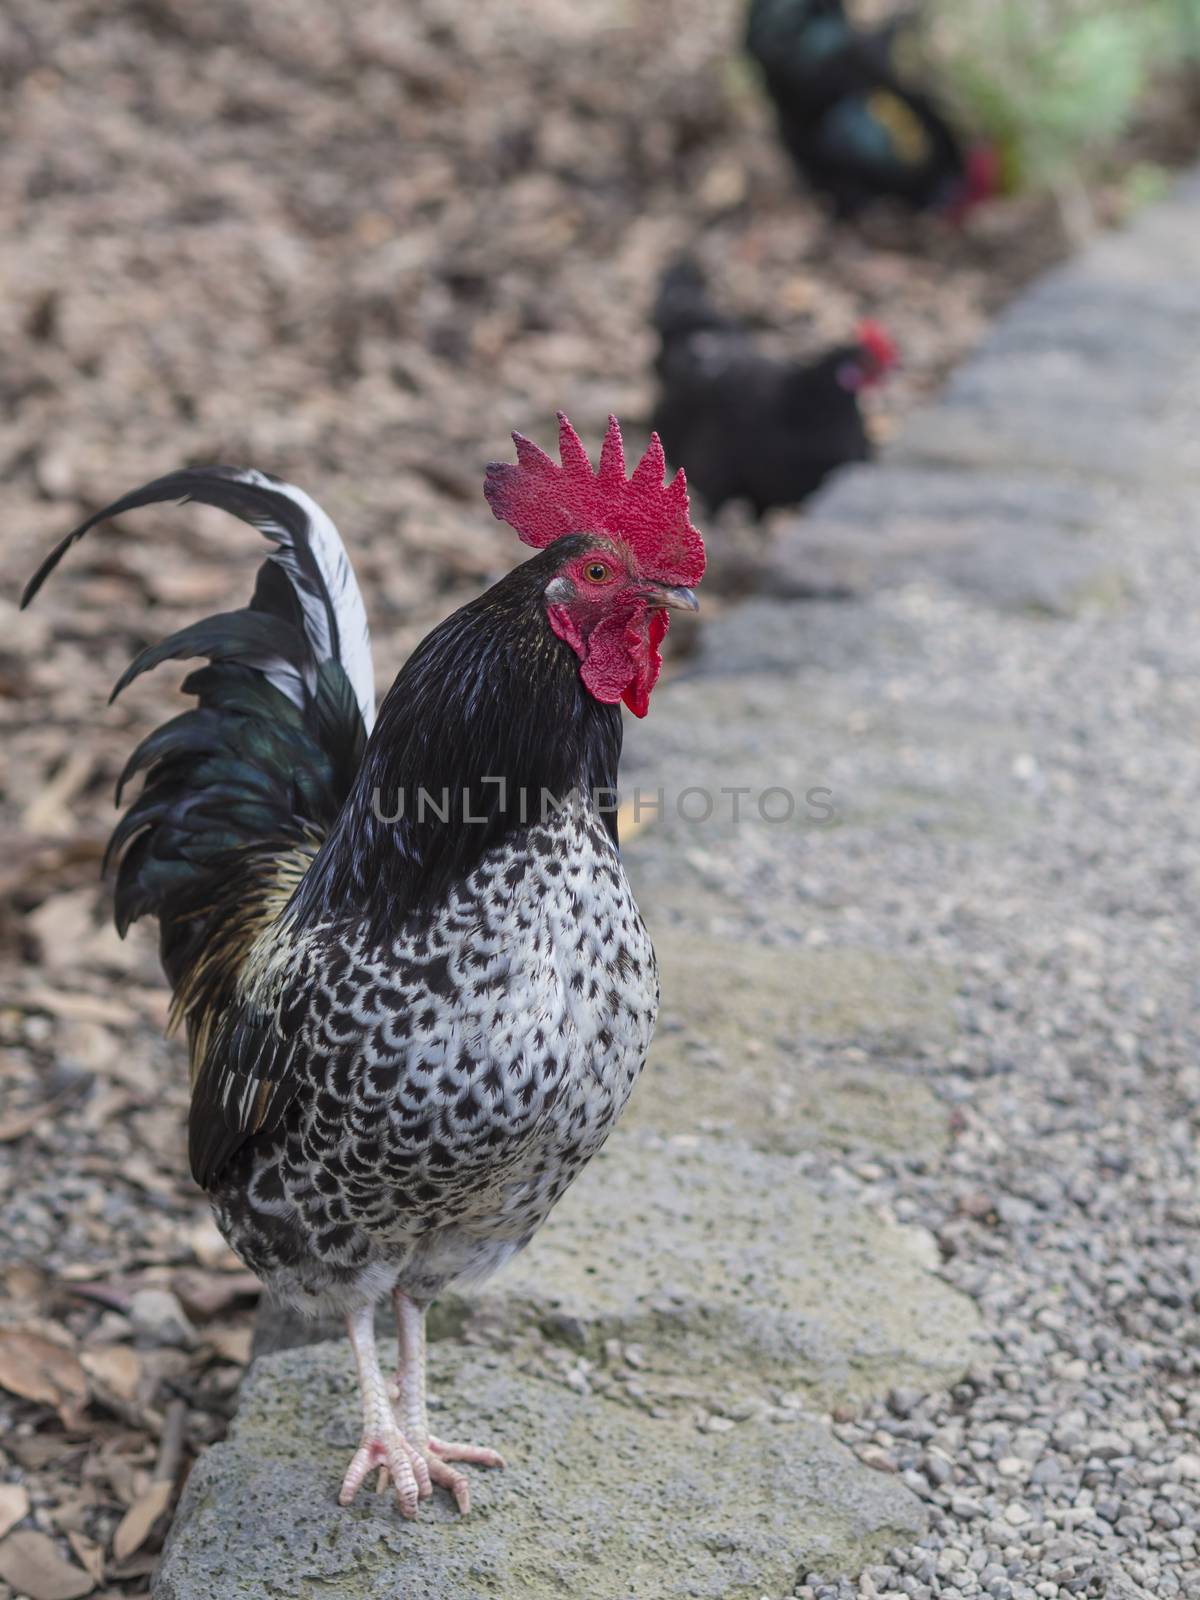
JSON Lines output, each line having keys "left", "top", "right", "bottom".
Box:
{"left": 47, "top": 1492, "right": 101, "bottom": 1536}
{"left": 116, "top": 1154, "right": 179, "bottom": 1197}
{"left": 171, "top": 1267, "right": 259, "bottom": 1320}
{"left": 66, "top": 1532, "right": 106, "bottom": 1586}
{"left": 105, "top": 1550, "right": 160, "bottom": 1580}
{"left": 56, "top": 1020, "right": 120, "bottom": 1075}
{"left": 25, "top": 888, "right": 101, "bottom": 969}
{"left": 203, "top": 1323, "right": 252, "bottom": 1366}
{"left": 0, "top": 1529, "right": 95, "bottom": 1600}
{"left": 6, "top": 1435, "right": 87, "bottom": 1472}
{"left": 78, "top": 1081, "right": 135, "bottom": 1132}
{"left": 57, "top": 1260, "right": 126, "bottom": 1283}
{"left": 80, "top": 920, "right": 147, "bottom": 978}
{"left": 61, "top": 1277, "right": 133, "bottom": 1307}
{"left": 16, "top": 988, "right": 138, "bottom": 1028}
{"left": 124, "top": 986, "right": 171, "bottom": 1028}
{"left": 0, "top": 1484, "right": 30, "bottom": 1541}
{"left": 0, "top": 834, "right": 106, "bottom": 904}
{"left": 80, "top": 1345, "right": 142, "bottom": 1405}
{"left": 149, "top": 567, "right": 241, "bottom": 606}
{"left": 89, "top": 1432, "right": 157, "bottom": 1506}
{"left": 111, "top": 1478, "right": 173, "bottom": 1563}
{"left": 0, "top": 1323, "right": 89, "bottom": 1425}
{"left": 22, "top": 748, "right": 97, "bottom": 835}
{"left": 0, "top": 1262, "right": 53, "bottom": 1312}
{"left": 0, "top": 1087, "right": 79, "bottom": 1144}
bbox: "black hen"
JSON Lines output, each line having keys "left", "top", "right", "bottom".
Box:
{"left": 650, "top": 258, "right": 896, "bottom": 519}
{"left": 745, "top": 0, "right": 997, "bottom": 218}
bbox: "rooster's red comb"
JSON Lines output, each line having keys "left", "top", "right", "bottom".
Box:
{"left": 484, "top": 412, "right": 705, "bottom": 587}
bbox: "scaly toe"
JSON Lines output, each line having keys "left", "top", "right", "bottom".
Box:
{"left": 338, "top": 1430, "right": 424, "bottom": 1516}
{"left": 428, "top": 1435, "right": 507, "bottom": 1469}
{"left": 425, "top": 1453, "right": 473, "bottom": 1514}
{"left": 406, "top": 1439, "right": 434, "bottom": 1500}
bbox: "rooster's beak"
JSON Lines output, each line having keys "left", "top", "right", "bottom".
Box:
{"left": 646, "top": 585, "right": 700, "bottom": 613}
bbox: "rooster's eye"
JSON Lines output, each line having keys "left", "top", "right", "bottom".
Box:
{"left": 584, "top": 561, "right": 611, "bottom": 584}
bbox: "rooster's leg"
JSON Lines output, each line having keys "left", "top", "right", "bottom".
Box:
{"left": 392, "top": 1290, "right": 506, "bottom": 1514}
{"left": 338, "top": 1303, "right": 432, "bottom": 1516}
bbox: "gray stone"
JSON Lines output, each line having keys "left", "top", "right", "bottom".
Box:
{"left": 766, "top": 452, "right": 1131, "bottom": 618}
{"left": 129, "top": 1287, "right": 196, "bottom": 1349}
{"left": 465, "top": 1134, "right": 981, "bottom": 1407}
{"left": 768, "top": 509, "right": 1129, "bottom": 617}
{"left": 808, "top": 462, "right": 1106, "bottom": 532}
{"left": 154, "top": 1341, "right": 926, "bottom": 1600}
{"left": 886, "top": 394, "right": 1179, "bottom": 484}
{"left": 626, "top": 928, "right": 956, "bottom": 1156}
{"left": 1099, "top": 1570, "right": 1158, "bottom": 1600}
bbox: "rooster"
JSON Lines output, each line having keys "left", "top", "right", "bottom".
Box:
{"left": 651, "top": 256, "right": 897, "bottom": 518}
{"left": 21, "top": 416, "right": 704, "bottom": 1517}
{"left": 745, "top": 0, "right": 998, "bottom": 218}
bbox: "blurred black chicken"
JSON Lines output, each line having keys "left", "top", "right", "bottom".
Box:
{"left": 745, "top": 0, "right": 998, "bottom": 218}
{"left": 651, "top": 256, "right": 897, "bottom": 519}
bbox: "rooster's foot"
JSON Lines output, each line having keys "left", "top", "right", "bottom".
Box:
{"left": 338, "top": 1422, "right": 432, "bottom": 1517}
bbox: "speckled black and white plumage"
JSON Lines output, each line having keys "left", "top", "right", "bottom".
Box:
{"left": 213, "top": 802, "right": 657, "bottom": 1315}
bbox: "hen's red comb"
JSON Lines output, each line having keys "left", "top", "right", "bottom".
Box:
{"left": 856, "top": 320, "right": 898, "bottom": 373}
{"left": 484, "top": 412, "right": 705, "bottom": 587}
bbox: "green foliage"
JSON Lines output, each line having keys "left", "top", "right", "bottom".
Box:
{"left": 1177, "top": 0, "right": 1200, "bottom": 55}
{"left": 921, "top": 0, "right": 1199, "bottom": 192}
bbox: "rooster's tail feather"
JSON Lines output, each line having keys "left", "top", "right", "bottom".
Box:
{"left": 21, "top": 466, "right": 372, "bottom": 999}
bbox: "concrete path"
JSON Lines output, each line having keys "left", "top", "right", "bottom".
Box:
{"left": 156, "top": 174, "right": 1200, "bottom": 1599}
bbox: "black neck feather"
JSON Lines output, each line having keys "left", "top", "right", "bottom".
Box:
{"left": 293, "top": 538, "right": 623, "bottom": 930}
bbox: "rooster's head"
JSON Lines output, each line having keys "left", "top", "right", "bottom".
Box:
{"left": 485, "top": 413, "right": 705, "bottom": 717}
